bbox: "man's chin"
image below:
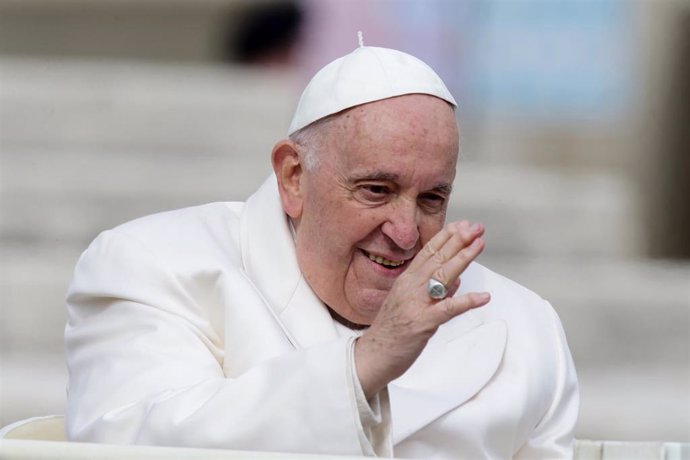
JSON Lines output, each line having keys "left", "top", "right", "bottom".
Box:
{"left": 347, "top": 289, "right": 390, "bottom": 324}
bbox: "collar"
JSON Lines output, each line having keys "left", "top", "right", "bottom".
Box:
{"left": 239, "top": 175, "right": 339, "bottom": 348}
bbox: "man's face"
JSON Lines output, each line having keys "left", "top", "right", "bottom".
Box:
{"left": 292, "top": 94, "right": 459, "bottom": 325}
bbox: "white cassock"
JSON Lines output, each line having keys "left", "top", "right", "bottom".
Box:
{"left": 65, "top": 175, "right": 579, "bottom": 459}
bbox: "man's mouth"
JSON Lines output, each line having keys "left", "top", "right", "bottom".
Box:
{"left": 363, "top": 250, "right": 406, "bottom": 268}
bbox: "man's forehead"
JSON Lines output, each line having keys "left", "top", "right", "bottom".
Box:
{"left": 331, "top": 94, "right": 459, "bottom": 138}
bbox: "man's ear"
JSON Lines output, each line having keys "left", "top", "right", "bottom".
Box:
{"left": 271, "top": 140, "right": 304, "bottom": 219}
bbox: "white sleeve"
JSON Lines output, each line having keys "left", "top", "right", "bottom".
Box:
{"left": 346, "top": 337, "right": 393, "bottom": 457}
{"left": 65, "top": 229, "right": 386, "bottom": 456}
{"left": 514, "top": 303, "right": 580, "bottom": 459}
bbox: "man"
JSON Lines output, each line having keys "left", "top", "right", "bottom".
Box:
{"left": 65, "top": 45, "right": 578, "bottom": 458}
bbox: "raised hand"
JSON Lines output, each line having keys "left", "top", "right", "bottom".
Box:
{"left": 354, "top": 220, "right": 491, "bottom": 399}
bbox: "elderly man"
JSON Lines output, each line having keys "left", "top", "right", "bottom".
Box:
{"left": 65, "top": 45, "right": 578, "bottom": 459}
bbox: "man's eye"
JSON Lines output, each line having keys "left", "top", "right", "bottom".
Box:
{"left": 363, "top": 185, "right": 389, "bottom": 195}
{"left": 420, "top": 194, "right": 446, "bottom": 211}
{"left": 354, "top": 184, "right": 392, "bottom": 204}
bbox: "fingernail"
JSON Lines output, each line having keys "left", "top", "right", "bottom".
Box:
{"left": 470, "top": 223, "right": 482, "bottom": 232}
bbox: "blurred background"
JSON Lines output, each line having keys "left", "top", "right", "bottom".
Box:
{"left": 1, "top": 0, "right": 688, "bottom": 444}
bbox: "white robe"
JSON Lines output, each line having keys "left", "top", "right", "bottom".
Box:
{"left": 65, "top": 175, "right": 579, "bottom": 458}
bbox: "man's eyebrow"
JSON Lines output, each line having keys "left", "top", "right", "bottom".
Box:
{"left": 430, "top": 183, "right": 453, "bottom": 195}
{"left": 349, "top": 171, "right": 399, "bottom": 182}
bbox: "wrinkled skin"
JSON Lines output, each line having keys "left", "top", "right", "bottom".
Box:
{"left": 272, "top": 94, "right": 490, "bottom": 398}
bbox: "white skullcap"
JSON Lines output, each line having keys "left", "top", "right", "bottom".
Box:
{"left": 288, "top": 45, "right": 457, "bottom": 136}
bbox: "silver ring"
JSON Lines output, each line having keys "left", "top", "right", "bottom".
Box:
{"left": 426, "top": 278, "right": 448, "bottom": 300}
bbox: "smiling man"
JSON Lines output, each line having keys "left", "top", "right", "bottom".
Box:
{"left": 65, "top": 46, "right": 579, "bottom": 458}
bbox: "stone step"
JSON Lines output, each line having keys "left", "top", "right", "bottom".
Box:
{"left": 0, "top": 57, "right": 297, "bottom": 152}
{"left": 1, "top": 57, "right": 642, "bottom": 258}
{"left": 480, "top": 255, "right": 690, "bottom": 370}
{"left": 451, "top": 163, "right": 642, "bottom": 258}
{"left": 0, "top": 143, "right": 642, "bottom": 260}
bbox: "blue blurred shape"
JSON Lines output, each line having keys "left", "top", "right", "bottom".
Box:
{"left": 462, "top": 0, "right": 635, "bottom": 121}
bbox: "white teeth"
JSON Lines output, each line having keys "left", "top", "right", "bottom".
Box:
{"left": 367, "top": 253, "right": 404, "bottom": 267}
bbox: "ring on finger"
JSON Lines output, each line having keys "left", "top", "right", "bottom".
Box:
{"left": 427, "top": 277, "right": 448, "bottom": 300}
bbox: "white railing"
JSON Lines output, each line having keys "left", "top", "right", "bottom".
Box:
{"left": 1, "top": 415, "right": 688, "bottom": 460}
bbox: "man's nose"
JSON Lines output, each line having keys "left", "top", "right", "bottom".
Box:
{"left": 381, "top": 199, "right": 420, "bottom": 251}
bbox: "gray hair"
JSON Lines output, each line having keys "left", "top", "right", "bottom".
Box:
{"left": 288, "top": 114, "right": 338, "bottom": 171}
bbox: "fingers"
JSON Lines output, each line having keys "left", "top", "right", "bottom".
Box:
{"left": 445, "top": 277, "right": 461, "bottom": 299}
{"left": 432, "top": 291, "right": 492, "bottom": 323}
{"left": 412, "top": 220, "right": 485, "bottom": 286}
{"left": 432, "top": 236, "right": 484, "bottom": 286}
